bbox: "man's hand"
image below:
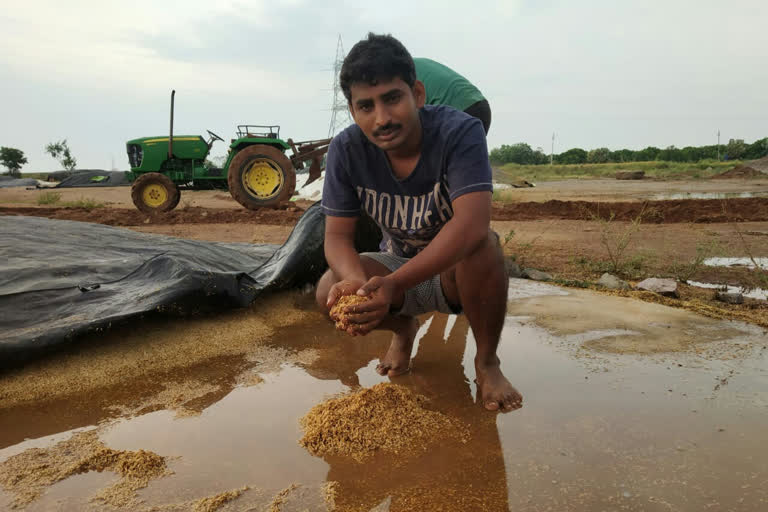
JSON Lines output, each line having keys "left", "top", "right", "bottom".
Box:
{"left": 341, "top": 276, "right": 400, "bottom": 336}
{"left": 326, "top": 279, "right": 366, "bottom": 314}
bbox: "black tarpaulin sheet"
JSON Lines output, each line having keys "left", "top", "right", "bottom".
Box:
{"left": 0, "top": 203, "right": 380, "bottom": 367}
{"left": 0, "top": 176, "right": 38, "bottom": 188}
{"left": 56, "top": 170, "right": 129, "bottom": 187}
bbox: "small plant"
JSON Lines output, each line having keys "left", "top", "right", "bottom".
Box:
{"left": 499, "top": 223, "right": 554, "bottom": 269}
{"left": 721, "top": 200, "right": 768, "bottom": 290}
{"left": 502, "top": 229, "right": 515, "bottom": 247}
{"left": 37, "top": 191, "right": 62, "bottom": 205}
{"left": 589, "top": 205, "right": 648, "bottom": 276}
{"left": 61, "top": 197, "right": 104, "bottom": 210}
{"left": 667, "top": 240, "right": 722, "bottom": 283}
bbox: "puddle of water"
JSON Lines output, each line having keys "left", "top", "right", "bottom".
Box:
{"left": 689, "top": 280, "right": 768, "bottom": 301}
{"left": 650, "top": 191, "right": 768, "bottom": 200}
{"left": 2, "top": 284, "right": 768, "bottom": 511}
{"left": 704, "top": 257, "right": 768, "bottom": 270}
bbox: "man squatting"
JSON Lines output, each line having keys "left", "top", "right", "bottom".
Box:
{"left": 315, "top": 33, "right": 522, "bottom": 412}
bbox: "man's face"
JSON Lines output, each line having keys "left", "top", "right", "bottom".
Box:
{"left": 348, "top": 77, "right": 425, "bottom": 152}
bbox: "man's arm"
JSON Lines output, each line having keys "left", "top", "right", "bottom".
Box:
{"left": 387, "top": 190, "right": 491, "bottom": 292}
{"left": 346, "top": 191, "right": 491, "bottom": 333}
{"left": 324, "top": 215, "right": 366, "bottom": 283}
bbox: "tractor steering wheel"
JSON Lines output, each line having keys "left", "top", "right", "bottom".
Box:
{"left": 206, "top": 130, "right": 224, "bottom": 143}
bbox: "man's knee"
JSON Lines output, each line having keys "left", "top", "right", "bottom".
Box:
{"left": 458, "top": 231, "right": 504, "bottom": 273}
{"left": 315, "top": 269, "right": 335, "bottom": 313}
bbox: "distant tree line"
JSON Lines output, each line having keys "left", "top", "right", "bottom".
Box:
{"left": 489, "top": 137, "right": 768, "bottom": 166}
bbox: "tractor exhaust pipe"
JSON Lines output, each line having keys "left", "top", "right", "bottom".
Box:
{"left": 169, "top": 89, "right": 175, "bottom": 159}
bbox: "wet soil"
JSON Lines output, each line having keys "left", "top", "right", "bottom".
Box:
{"left": 2, "top": 178, "right": 768, "bottom": 510}
{"left": 2, "top": 197, "right": 768, "bottom": 225}
{"left": 0, "top": 205, "right": 306, "bottom": 227}
{"left": 491, "top": 197, "right": 768, "bottom": 223}
{"left": 1, "top": 283, "right": 767, "bottom": 511}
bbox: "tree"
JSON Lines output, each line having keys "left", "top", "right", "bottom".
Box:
{"left": 724, "top": 138, "right": 747, "bottom": 160}
{"left": 556, "top": 148, "right": 587, "bottom": 164}
{"left": 744, "top": 137, "right": 768, "bottom": 160}
{"left": 634, "top": 146, "right": 660, "bottom": 162}
{"left": 609, "top": 149, "right": 635, "bottom": 163}
{"left": 45, "top": 139, "right": 77, "bottom": 171}
{"left": 0, "top": 147, "right": 28, "bottom": 178}
{"left": 587, "top": 147, "right": 611, "bottom": 164}
{"left": 489, "top": 143, "right": 538, "bottom": 165}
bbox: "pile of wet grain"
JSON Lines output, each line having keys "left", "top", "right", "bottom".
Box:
{"left": 299, "top": 383, "right": 468, "bottom": 462}
{"left": 0, "top": 430, "right": 169, "bottom": 508}
{"left": 330, "top": 295, "right": 369, "bottom": 331}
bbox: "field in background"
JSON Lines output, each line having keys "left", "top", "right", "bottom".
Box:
{"left": 494, "top": 159, "right": 740, "bottom": 183}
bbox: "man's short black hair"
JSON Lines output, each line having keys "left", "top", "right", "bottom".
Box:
{"left": 340, "top": 32, "right": 416, "bottom": 103}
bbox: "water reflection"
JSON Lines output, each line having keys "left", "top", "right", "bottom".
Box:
{"left": 703, "top": 257, "right": 768, "bottom": 270}
{"left": 306, "top": 314, "right": 512, "bottom": 511}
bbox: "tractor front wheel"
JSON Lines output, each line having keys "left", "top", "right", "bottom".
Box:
{"left": 131, "top": 173, "right": 180, "bottom": 213}
{"left": 227, "top": 145, "right": 295, "bottom": 209}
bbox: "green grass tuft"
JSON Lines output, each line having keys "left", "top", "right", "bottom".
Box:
{"left": 61, "top": 197, "right": 105, "bottom": 210}
{"left": 36, "top": 191, "right": 62, "bottom": 205}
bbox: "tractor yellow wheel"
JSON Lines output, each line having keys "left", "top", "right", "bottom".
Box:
{"left": 142, "top": 183, "right": 168, "bottom": 207}
{"left": 227, "top": 144, "right": 295, "bottom": 209}
{"left": 131, "top": 172, "right": 180, "bottom": 213}
{"left": 242, "top": 158, "right": 283, "bottom": 200}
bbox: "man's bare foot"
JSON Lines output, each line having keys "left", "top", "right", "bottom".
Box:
{"left": 475, "top": 359, "right": 523, "bottom": 412}
{"left": 376, "top": 317, "right": 419, "bottom": 378}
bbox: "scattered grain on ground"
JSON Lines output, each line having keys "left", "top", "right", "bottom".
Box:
{"left": 0, "top": 429, "right": 169, "bottom": 508}
{"left": 322, "top": 481, "right": 338, "bottom": 510}
{"left": 192, "top": 486, "right": 249, "bottom": 512}
{"left": 109, "top": 380, "right": 220, "bottom": 419}
{"left": 266, "top": 483, "right": 299, "bottom": 512}
{"left": 0, "top": 291, "right": 319, "bottom": 411}
{"left": 299, "top": 383, "right": 469, "bottom": 462}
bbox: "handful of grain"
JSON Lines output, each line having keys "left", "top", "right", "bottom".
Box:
{"left": 329, "top": 294, "right": 369, "bottom": 331}
{"left": 299, "top": 383, "right": 469, "bottom": 462}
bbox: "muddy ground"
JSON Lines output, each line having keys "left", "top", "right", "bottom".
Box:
{"left": 2, "top": 180, "right": 766, "bottom": 304}
{"left": 1, "top": 178, "right": 768, "bottom": 511}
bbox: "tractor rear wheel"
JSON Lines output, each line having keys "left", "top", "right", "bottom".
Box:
{"left": 131, "top": 172, "right": 180, "bottom": 213}
{"left": 227, "top": 145, "right": 295, "bottom": 209}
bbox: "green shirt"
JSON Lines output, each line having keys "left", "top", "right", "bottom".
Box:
{"left": 414, "top": 58, "right": 485, "bottom": 111}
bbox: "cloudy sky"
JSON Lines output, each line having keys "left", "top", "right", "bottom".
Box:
{"left": 2, "top": 0, "right": 766, "bottom": 171}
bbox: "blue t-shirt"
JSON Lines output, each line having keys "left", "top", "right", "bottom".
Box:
{"left": 321, "top": 105, "right": 492, "bottom": 257}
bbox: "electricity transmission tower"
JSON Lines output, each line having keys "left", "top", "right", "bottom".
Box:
{"left": 328, "top": 35, "right": 352, "bottom": 138}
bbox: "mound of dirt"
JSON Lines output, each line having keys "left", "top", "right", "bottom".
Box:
{"left": 299, "top": 383, "right": 468, "bottom": 462}
{"left": 712, "top": 165, "right": 763, "bottom": 179}
{"left": 0, "top": 205, "right": 305, "bottom": 226}
{"left": 3, "top": 198, "right": 768, "bottom": 226}
{"left": 748, "top": 156, "right": 768, "bottom": 173}
{"left": 491, "top": 197, "right": 768, "bottom": 223}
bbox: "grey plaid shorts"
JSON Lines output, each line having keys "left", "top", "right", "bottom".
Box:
{"left": 360, "top": 252, "right": 461, "bottom": 317}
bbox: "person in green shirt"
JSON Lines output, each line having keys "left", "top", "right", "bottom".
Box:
{"left": 414, "top": 57, "right": 491, "bottom": 134}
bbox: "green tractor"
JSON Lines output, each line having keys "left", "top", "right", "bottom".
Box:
{"left": 126, "top": 90, "right": 331, "bottom": 213}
